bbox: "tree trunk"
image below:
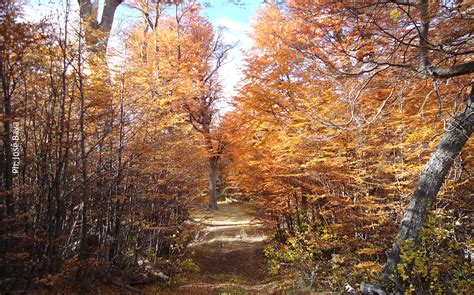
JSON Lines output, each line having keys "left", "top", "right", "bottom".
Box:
{"left": 78, "top": 28, "right": 89, "bottom": 259}
{"left": 208, "top": 156, "right": 219, "bottom": 210}
{"left": 382, "top": 86, "right": 474, "bottom": 291}
{"left": 78, "top": 0, "right": 123, "bottom": 55}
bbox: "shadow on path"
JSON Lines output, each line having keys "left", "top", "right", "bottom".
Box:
{"left": 177, "top": 202, "right": 279, "bottom": 293}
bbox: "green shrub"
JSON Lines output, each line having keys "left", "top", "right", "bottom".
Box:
{"left": 395, "top": 212, "right": 473, "bottom": 294}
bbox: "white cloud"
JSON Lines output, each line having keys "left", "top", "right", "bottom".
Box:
{"left": 215, "top": 17, "right": 248, "bottom": 33}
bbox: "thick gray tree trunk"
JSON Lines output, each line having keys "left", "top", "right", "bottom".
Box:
{"left": 382, "top": 86, "right": 474, "bottom": 291}
{"left": 78, "top": 0, "right": 123, "bottom": 54}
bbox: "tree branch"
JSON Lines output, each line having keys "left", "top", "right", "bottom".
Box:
{"left": 429, "top": 61, "right": 474, "bottom": 78}
{"left": 377, "top": 0, "right": 417, "bottom": 7}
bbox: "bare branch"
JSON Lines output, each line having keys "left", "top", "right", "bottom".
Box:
{"left": 429, "top": 61, "right": 474, "bottom": 78}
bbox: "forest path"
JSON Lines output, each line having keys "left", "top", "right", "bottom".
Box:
{"left": 168, "top": 201, "right": 280, "bottom": 294}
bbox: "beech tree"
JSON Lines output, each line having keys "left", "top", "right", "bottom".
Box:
{"left": 0, "top": 1, "right": 27, "bottom": 217}
{"left": 275, "top": 0, "right": 473, "bottom": 291}
{"left": 125, "top": 0, "right": 231, "bottom": 210}
{"left": 223, "top": 1, "right": 472, "bottom": 292}
{"left": 162, "top": 1, "right": 231, "bottom": 210}
{"left": 0, "top": 0, "right": 221, "bottom": 291}
{"left": 179, "top": 21, "right": 231, "bottom": 210}
{"left": 1, "top": 0, "right": 472, "bottom": 293}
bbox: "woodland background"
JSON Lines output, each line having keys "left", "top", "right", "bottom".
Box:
{"left": 0, "top": 0, "right": 473, "bottom": 293}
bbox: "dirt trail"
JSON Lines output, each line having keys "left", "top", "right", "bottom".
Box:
{"left": 174, "top": 202, "right": 278, "bottom": 293}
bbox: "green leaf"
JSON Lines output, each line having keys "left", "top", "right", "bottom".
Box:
{"left": 390, "top": 9, "right": 401, "bottom": 22}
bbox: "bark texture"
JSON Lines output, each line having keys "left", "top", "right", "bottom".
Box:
{"left": 78, "top": 0, "right": 123, "bottom": 53}
{"left": 382, "top": 86, "right": 474, "bottom": 291}
{"left": 208, "top": 156, "right": 219, "bottom": 210}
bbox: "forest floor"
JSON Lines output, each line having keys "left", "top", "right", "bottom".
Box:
{"left": 147, "top": 201, "right": 286, "bottom": 294}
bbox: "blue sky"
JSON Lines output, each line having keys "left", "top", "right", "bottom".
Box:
{"left": 201, "top": 1, "right": 262, "bottom": 105}
{"left": 203, "top": 0, "right": 259, "bottom": 25}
